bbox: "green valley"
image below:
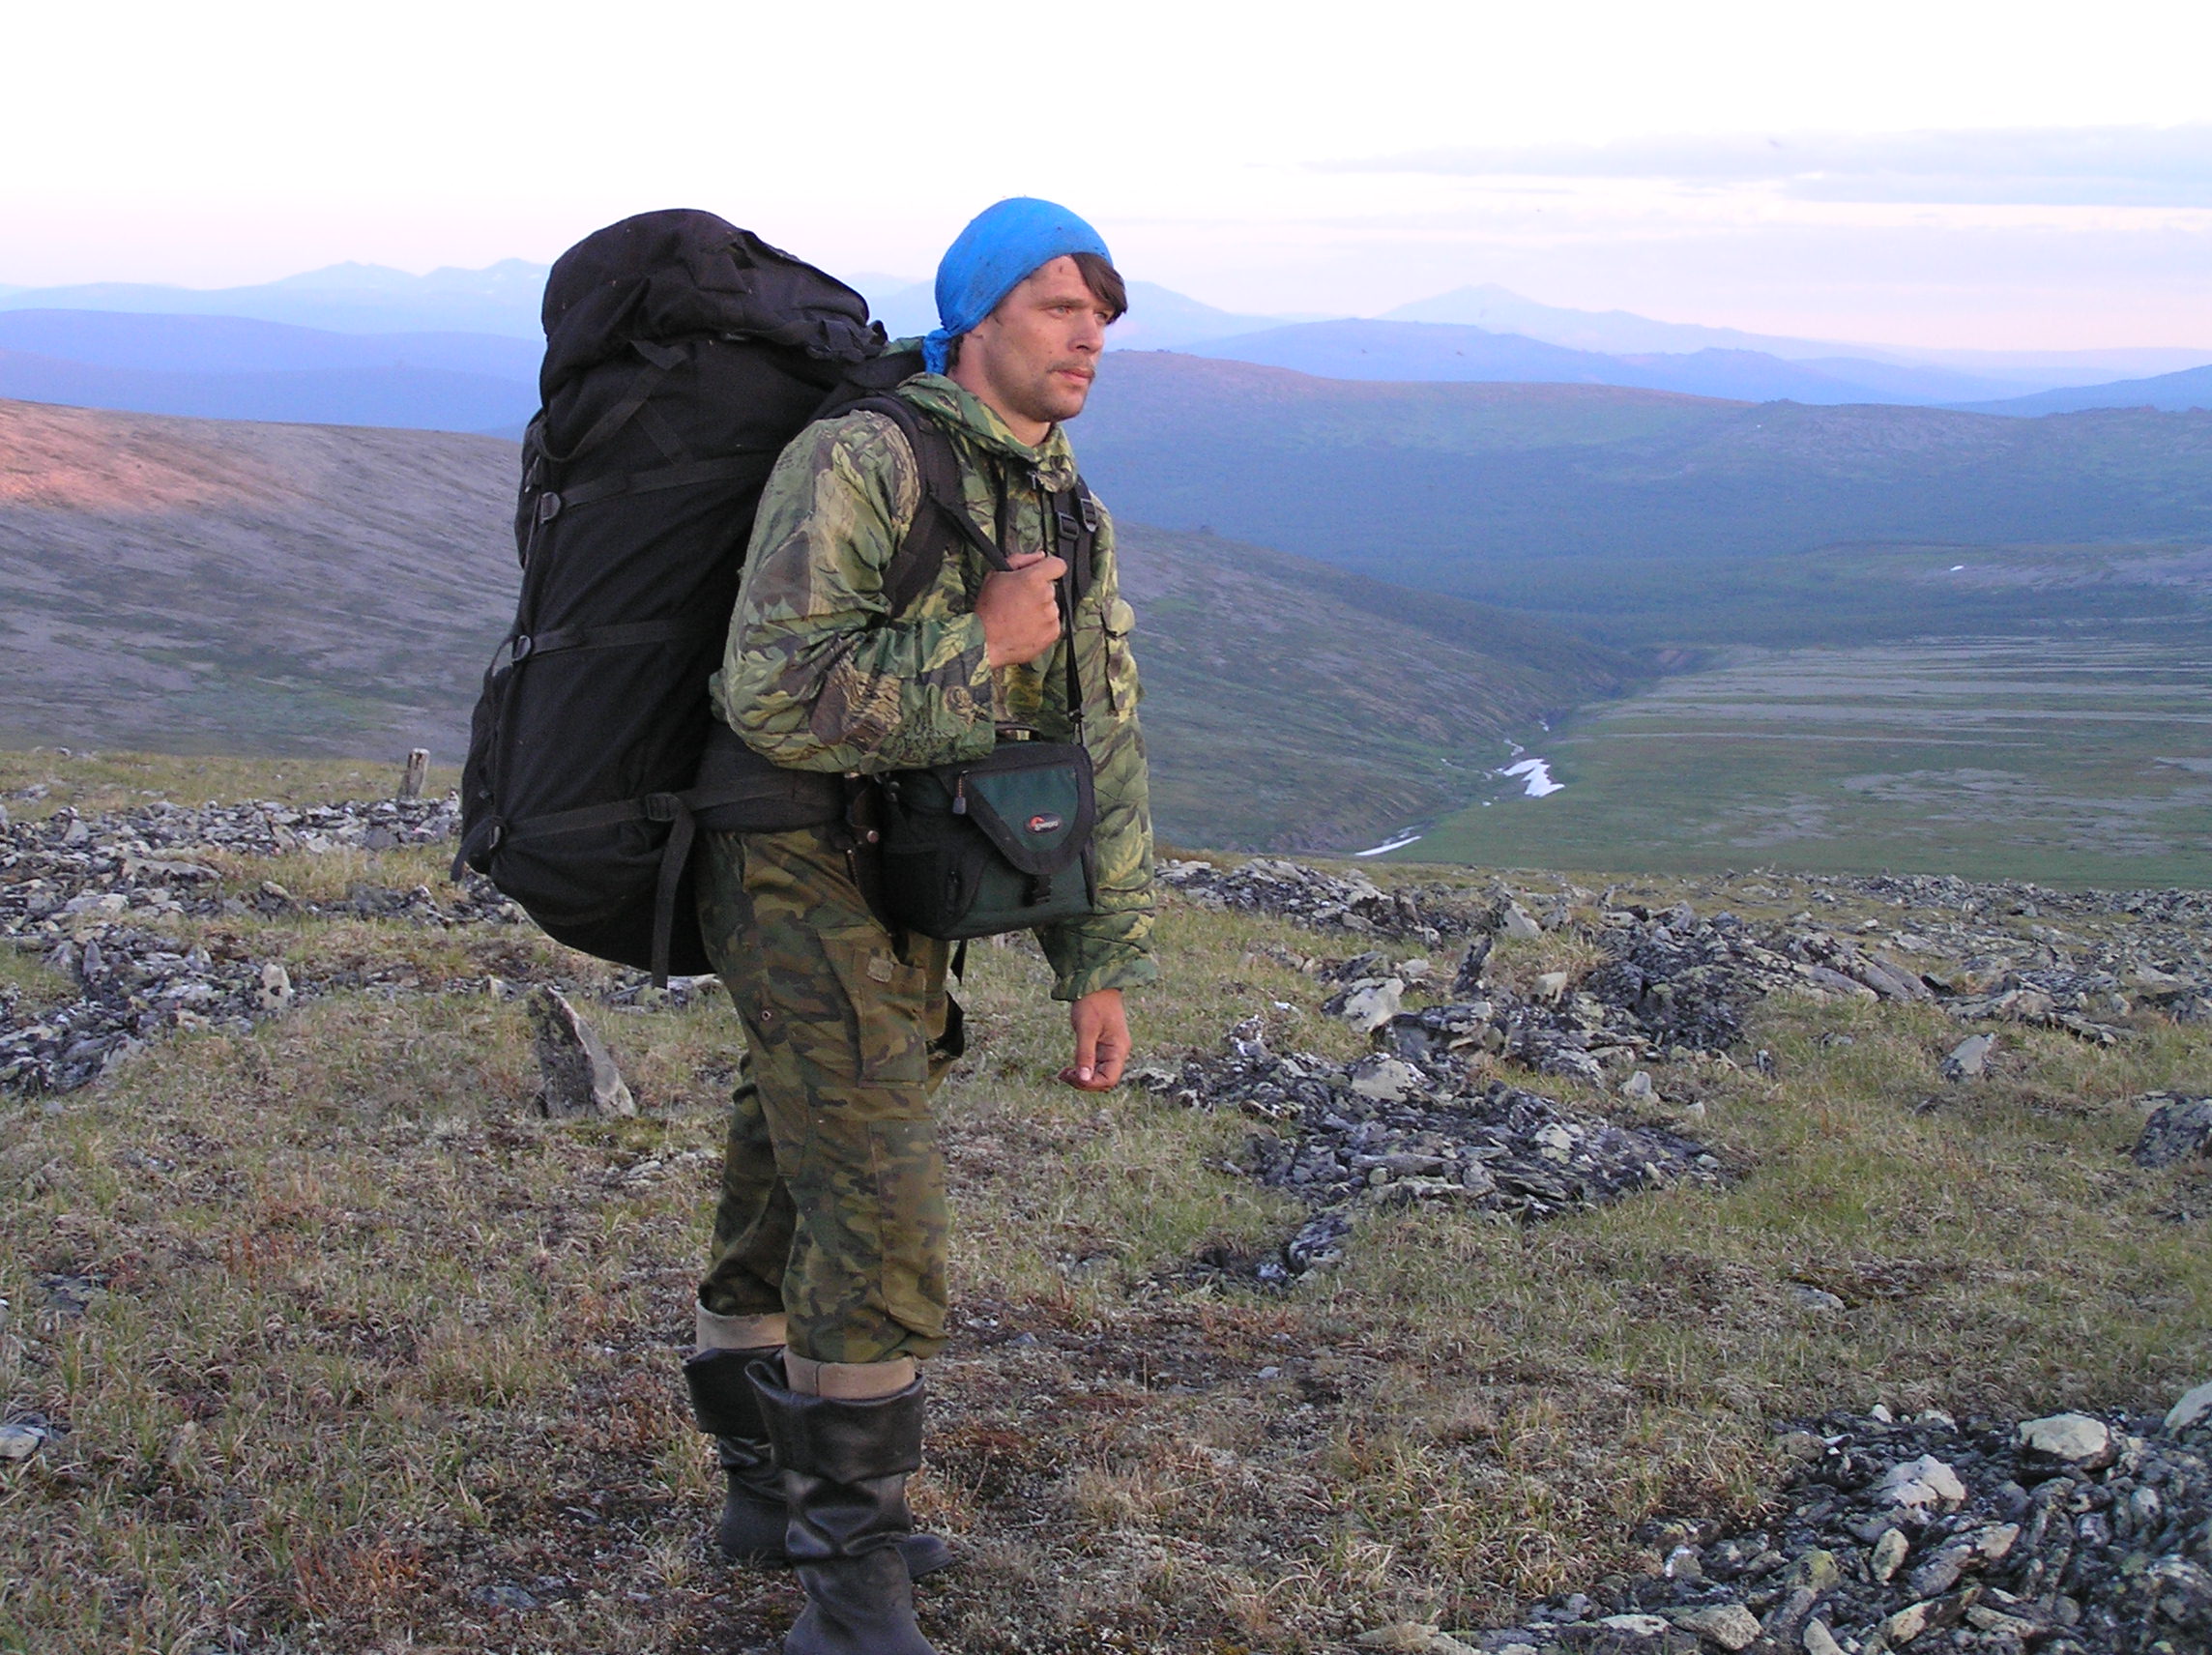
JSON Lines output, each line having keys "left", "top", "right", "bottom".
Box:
{"left": 1396, "top": 631, "right": 2212, "bottom": 886}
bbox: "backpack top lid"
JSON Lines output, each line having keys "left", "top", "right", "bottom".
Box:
{"left": 538, "top": 209, "right": 884, "bottom": 394}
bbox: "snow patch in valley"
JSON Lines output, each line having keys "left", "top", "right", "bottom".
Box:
{"left": 1500, "top": 757, "right": 1563, "bottom": 798}
{"left": 1353, "top": 829, "right": 1424, "bottom": 858}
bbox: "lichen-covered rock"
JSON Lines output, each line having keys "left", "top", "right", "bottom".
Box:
{"left": 527, "top": 987, "right": 634, "bottom": 1119}
{"left": 2133, "top": 1095, "right": 2212, "bottom": 1168}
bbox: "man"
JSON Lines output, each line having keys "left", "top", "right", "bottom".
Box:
{"left": 680, "top": 198, "right": 1156, "bottom": 1655}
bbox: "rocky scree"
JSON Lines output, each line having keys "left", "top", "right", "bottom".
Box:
{"left": 1172, "top": 860, "right": 2212, "bottom": 1087}
{"left": 1137, "top": 1021, "right": 1723, "bottom": 1279}
{"left": 0, "top": 796, "right": 710, "bottom": 1094}
{"left": 1157, "top": 856, "right": 1488, "bottom": 944}
{"left": 1444, "top": 1391, "right": 2212, "bottom": 1655}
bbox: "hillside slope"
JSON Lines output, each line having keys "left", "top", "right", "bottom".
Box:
{"left": 1076, "top": 354, "right": 2212, "bottom": 641}
{"left": 0, "top": 346, "right": 536, "bottom": 434}
{"left": 1118, "top": 526, "right": 1628, "bottom": 848}
{"left": 0, "top": 399, "right": 520, "bottom": 757}
{"left": 0, "top": 399, "right": 1625, "bottom": 850}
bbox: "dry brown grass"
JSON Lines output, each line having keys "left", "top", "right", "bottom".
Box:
{"left": 4, "top": 798, "right": 2211, "bottom": 1653}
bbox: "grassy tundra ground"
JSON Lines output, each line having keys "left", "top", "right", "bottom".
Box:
{"left": 2, "top": 750, "right": 2209, "bottom": 1653}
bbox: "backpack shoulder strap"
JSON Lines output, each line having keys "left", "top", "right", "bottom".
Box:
{"left": 1051, "top": 478, "right": 1100, "bottom": 607}
{"left": 844, "top": 393, "right": 1009, "bottom": 616}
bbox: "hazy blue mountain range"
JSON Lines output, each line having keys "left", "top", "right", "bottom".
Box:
{"left": 0, "top": 310, "right": 542, "bottom": 433}
{"left": 1386, "top": 284, "right": 1847, "bottom": 359}
{"left": 1177, "top": 318, "right": 2034, "bottom": 405}
{"left": 1961, "top": 363, "right": 2212, "bottom": 417}
{"left": 1379, "top": 283, "right": 2209, "bottom": 386}
{"left": 3, "top": 257, "right": 2207, "bottom": 434}
{"left": 12, "top": 302, "right": 2207, "bottom": 438}
{"left": 0, "top": 348, "right": 538, "bottom": 435}
{"left": 0, "top": 260, "right": 551, "bottom": 336}
{"left": 0, "top": 309, "right": 542, "bottom": 379}
{"left": 17, "top": 253, "right": 2197, "bottom": 387}
{"left": 1071, "top": 353, "right": 2212, "bottom": 644}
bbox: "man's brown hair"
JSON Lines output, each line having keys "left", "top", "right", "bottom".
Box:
{"left": 946, "top": 253, "right": 1127, "bottom": 367}
{"left": 1070, "top": 251, "right": 1128, "bottom": 322}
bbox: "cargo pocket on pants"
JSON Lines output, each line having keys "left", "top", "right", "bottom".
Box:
{"left": 819, "top": 934, "right": 931, "bottom": 1086}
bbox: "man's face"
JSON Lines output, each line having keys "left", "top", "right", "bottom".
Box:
{"left": 957, "top": 255, "right": 1114, "bottom": 431}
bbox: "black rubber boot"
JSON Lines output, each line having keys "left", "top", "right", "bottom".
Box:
{"left": 683, "top": 1348, "right": 953, "bottom": 1578}
{"left": 748, "top": 1358, "right": 940, "bottom": 1655}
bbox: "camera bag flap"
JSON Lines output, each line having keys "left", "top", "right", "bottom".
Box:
{"left": 947, "top": 740, "right": 1095, "bottom": 877}
{"left": 878, "top": 740, "right": 1097, "bottom": 940}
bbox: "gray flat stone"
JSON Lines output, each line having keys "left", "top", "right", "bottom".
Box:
{"left": 2165, "top": 1379, "right": 2212, "bottom": 1435}
{"left": 2018, "top": 1411, "right": 2115, "bottom": 1466}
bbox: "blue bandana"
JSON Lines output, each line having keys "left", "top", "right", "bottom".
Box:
{"left": 923, "top": 197, "right": 1113, "bottom": 375}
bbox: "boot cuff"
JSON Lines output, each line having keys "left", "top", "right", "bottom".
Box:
{"left": 683, "top": 1346, "right": 776, "bottom": 1438}
{"left": 748, "top": 1359, "right": 925, "bottom": 1482}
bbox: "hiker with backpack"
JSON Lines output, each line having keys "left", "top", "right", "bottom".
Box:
{"left": 680, "top": 201, "right": 1154, "bottom": 1654}
{"left": 461, "top": 196, "right": 1152, "bottom": 1654}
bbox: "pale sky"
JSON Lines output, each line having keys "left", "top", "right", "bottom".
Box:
{"left": 6, "top": 0, "right": 2211, "bottom": 348}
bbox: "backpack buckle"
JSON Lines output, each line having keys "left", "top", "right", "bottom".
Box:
{"left": 536, "top": 491, "right": 564, "bottom": 523}
{"left": 642, "top": 794, "right": 684, "bottom": 823}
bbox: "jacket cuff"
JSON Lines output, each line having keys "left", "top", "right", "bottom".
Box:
{"left": 1050, "top": 947, "right": 1160, "bottom": 1003}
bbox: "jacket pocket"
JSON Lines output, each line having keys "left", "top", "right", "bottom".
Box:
{"left": 1102, "top": 597, "right": 1141, "bottom": 717}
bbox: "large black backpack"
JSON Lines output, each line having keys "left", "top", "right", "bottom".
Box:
{"left": 453, "top": 209, "right": 995, "bottom": 980}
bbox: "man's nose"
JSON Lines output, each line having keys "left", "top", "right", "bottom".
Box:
{"left": 1072, "top": 312, "right": 1105, "bottom": 353}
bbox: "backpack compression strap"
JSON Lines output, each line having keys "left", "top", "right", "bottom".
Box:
{"left": 476, "top": 746, "right": 845, "bottom": 987}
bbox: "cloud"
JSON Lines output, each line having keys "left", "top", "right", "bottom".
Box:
{"left": 1337, "top": 127, "right": 2212, "bottom": 209}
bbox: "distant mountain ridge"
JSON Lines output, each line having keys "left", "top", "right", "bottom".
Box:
{"left": 0, "top": 310, "right": 541, "bottom": 379}
{"left": 1377, "top": 282, "right": 2210, "bottom": 387}
{"left": 1385, "top": 283, "right": 1840, "bottom": 359}
{"left": 1177, "top": 318, "right": 2035, "bottom": 405}
{"left": 0, "top": 260, "right": 551, "bottom": 336}
{"left": 1959, "top": 363, "right": 2212, "bottom": 417}
{"left": 3, "top": 256, "right": 2207, "bottom": 431}
{"left": 0, "top": 310, "right": 542, "bottom": 434}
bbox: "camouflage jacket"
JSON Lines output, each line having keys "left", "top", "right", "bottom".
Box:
{"left": 711, "top": 370, "right": 1157, "bottom": 1002}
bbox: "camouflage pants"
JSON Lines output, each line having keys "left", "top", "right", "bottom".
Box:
{"left": 694, "top": 824, "right": 957, "bottom": 1365}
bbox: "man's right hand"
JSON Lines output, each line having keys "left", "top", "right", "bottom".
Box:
{"left": 975, "top": 551, "right": 1067, "bottom": 668}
